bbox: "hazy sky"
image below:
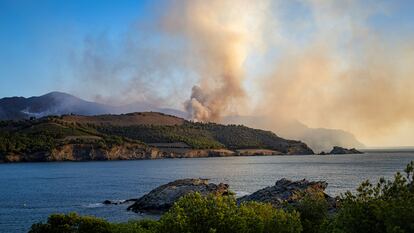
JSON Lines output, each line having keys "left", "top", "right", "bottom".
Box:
{"left": 0, "top": 0, "right": 413, "bottom": 98}
{"left": 1, "top": 0, "right": 414, "bottom": 147}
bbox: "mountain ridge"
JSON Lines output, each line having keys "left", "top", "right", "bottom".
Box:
{"left": 0, "top": 92, "right": 187, "bottom": 120}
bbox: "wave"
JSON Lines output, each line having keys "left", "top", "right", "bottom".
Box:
{"left": 234, "top": 191, "right": 250, "bottom": 197}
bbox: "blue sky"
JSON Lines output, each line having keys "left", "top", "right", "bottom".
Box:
{"left": 0, "top": 0, "right": 414, "bottom": 99}
{"left": 0, "top": 0, "right": 157, "bottom": 98}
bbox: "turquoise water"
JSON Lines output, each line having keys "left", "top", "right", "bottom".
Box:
{"left": 1, "top": 152, "right": 413, "bottom": 233}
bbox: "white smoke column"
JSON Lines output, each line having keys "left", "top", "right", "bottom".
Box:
{"left": 163, "top": 0, "right": 269, "bottom": 121}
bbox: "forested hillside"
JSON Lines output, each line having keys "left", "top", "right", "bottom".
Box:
{"left": 0, "top": 112, "right": 313, "bottom": 162}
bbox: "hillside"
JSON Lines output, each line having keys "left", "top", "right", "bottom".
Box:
{"left": 0, "top": 112, "right": 313, "bottom": 162}
{"left": 0, "top": 92, "right": 364, "bottom": 151}
{"left": 223, "top": 115, "right": 364, "bottom": 152}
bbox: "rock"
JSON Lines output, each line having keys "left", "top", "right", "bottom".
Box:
{"left": 318, "top": 151, "right": 327, "bottom": 155}
{"left": 237, "top": 178, "right": 336, "bottom": 210}
{"left": 329, "top": 146, "right": 363, "bottom": 154}
{"left": 286, "top": 143, "right": 315, "bottom": 155}
{"left": 102, "top": 199, "right": 137, "bottom": 205}
{"left": 236, "top": 149, "right": 283, "bottom": 156}
{"left": 102, "top": 200, "right": 112, "bottom": 205}
{"left": 127, "top": 178, "right": 231, "bottom": 213}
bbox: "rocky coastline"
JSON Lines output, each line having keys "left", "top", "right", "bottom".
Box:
{"left": 102, "top": 178, "right": 337, "bottom": 214}
{"left": 0, "top": 143, "right": 314, "bottom": 163}
{"left": 1, "top": 144, "right": 363, "bottom": 163}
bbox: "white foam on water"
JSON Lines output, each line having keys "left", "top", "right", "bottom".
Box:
{"left": 234, "top": 191, "right": 250, "bottom": 197}
{"left": 85, "top": 203, "right": 104, "bottom": 208}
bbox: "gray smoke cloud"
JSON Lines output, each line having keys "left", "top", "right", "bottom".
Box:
{"left": 69, "top": 0, "right": 414, "bottom": 148}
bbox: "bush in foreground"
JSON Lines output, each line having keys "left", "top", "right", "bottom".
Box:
{"left": 29, "top": 213, "right": 112, "bottom": 233}
{"left": 294, "top": 193, "right": 329, "bottom": 233}
{"left": 159, "top": 193, "right": 302, "bottom": 233}
{"left": 322, "top": 161, "right": 414, "bottom": 233}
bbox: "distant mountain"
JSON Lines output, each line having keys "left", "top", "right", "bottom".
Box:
{"left": 0, "top": 92, "right": 187, "bottom": 120}
{"left": 223, "top": 115, "right": 364, "bottom": 153}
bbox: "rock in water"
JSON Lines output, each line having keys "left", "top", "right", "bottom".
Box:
{"left": 329, "top": 146, "right": 363, "bottom": 154}
{"left": 102, "top": 199, "right": 137, "bottom": 205}
{"left": 127, "top": 178, "right": 230, "bottom": 213}
{"left": 102, "top": 200, "right": 112, "bottom": 205}
{"left": 237, "top": 178, "right": 336, "bottom": 209}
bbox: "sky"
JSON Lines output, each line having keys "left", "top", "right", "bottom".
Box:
{"left": 1, "top": 0, "right": 414, "bottom": 147}
{"left": 0, "top": 0, "right": 155, "bottom": 97}
{"left": 1, "top": 0, "right": 413, "bottom": 99}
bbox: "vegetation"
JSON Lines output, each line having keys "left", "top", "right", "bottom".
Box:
{"left": 158, "top": 193, "right": 302, "bottom": 233}
{"left": 96, "top": 123, "right": 224, "bottom": 149}
{"left": 0, "top": 117, "right": 141, "bottom": 161}
{"left": 0, "top": 114, "right": 305, "bottom": 161}
{"left": 94, "top": 122, "right": 295, "bottom": 151}
{"left": 29, "top": 194, "right": 302, "bottom": 233}
{"left": 321, "top": 161, "right": 414, "bottom": 233}
{"left": 29, "top": 161, "right": 414, "bottom": 233}
{"left": 294, "top": 193, "right": 329, "bottom": 233}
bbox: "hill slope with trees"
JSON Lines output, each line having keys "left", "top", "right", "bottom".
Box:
{"left": 0, "top": 112, "right": 313, "bottom": 162}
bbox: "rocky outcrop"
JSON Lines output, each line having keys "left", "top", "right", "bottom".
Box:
{"left": 237, "top": 178, "right": 336, "bottom": 210}
{"left": 155, "top": 148, "right": 235, "bottom": 158}
{"left": 103, "top": 199, "right": 137, "bottom": 205}
{"left": 127, "top": 178, "right": 230, "bottom": 213}
{"left": 50, "top": 143, "right": 154, "bottom": 161}
{"left": 1, "top": 143, "right": 154, "bottom": 162}
{"left": 286, "top": 142, "right": 315, "bottom": 155}
{"left": 329, "top": 146, "right": 363, "bottom": 154}
{"left": 236, "top": 149, "right": 283, "bottom": 156}
{"left": 1, "top": 144, "right": 314, "bottom": 163}
{"left": 0, "top": 145, "right": 239, "bottom": 162}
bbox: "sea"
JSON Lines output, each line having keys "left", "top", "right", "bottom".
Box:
{"left": 1, "top": 152, "right": 413, "bottom": 233}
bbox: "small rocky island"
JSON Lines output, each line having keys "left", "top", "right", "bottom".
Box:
{"left": 318, "top": 146, "right": 363, "bottom": 155}
{"left": 237, "top": 178, "right": 336, "bottom": 210}
{"left": 111, "top": 178, "right": 336, "bottom": 214}
{"left": 329, "top": 146, "right": 363, "bottom": 154}
{"left": 127, "top": 179, "right": 231, "bottom": 213}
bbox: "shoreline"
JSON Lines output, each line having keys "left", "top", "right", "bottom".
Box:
{"left": 0, "top": 148, "right": 317, "bottom": 163}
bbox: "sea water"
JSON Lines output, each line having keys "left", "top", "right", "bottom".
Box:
{"left": 1, "top": 152, "right": 413, "bottom": 233}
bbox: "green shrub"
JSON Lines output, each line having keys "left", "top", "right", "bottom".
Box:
{"left": 110, "top": 219, "right": 159, "bottom": 233}
{"left": 294, "top": 193, "right": 329, "bottom": 233}
{"left": 323, "top": 161, "right": 414, "bottom": 233}
{"left": 29, "top": 213, "right": 111, "bottom": 233}
{"left": 159, "top": 192, "right": 302, "bottom": 233}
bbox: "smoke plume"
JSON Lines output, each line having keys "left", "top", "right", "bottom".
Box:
{"left": 163, "top": 0, "right": 268, "bottom": 121}
{"left": 72, "top": 0, "right": 414, "bottom": 147}
{"left": 254, "top": 1, "right": 414, "bottom": 147}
